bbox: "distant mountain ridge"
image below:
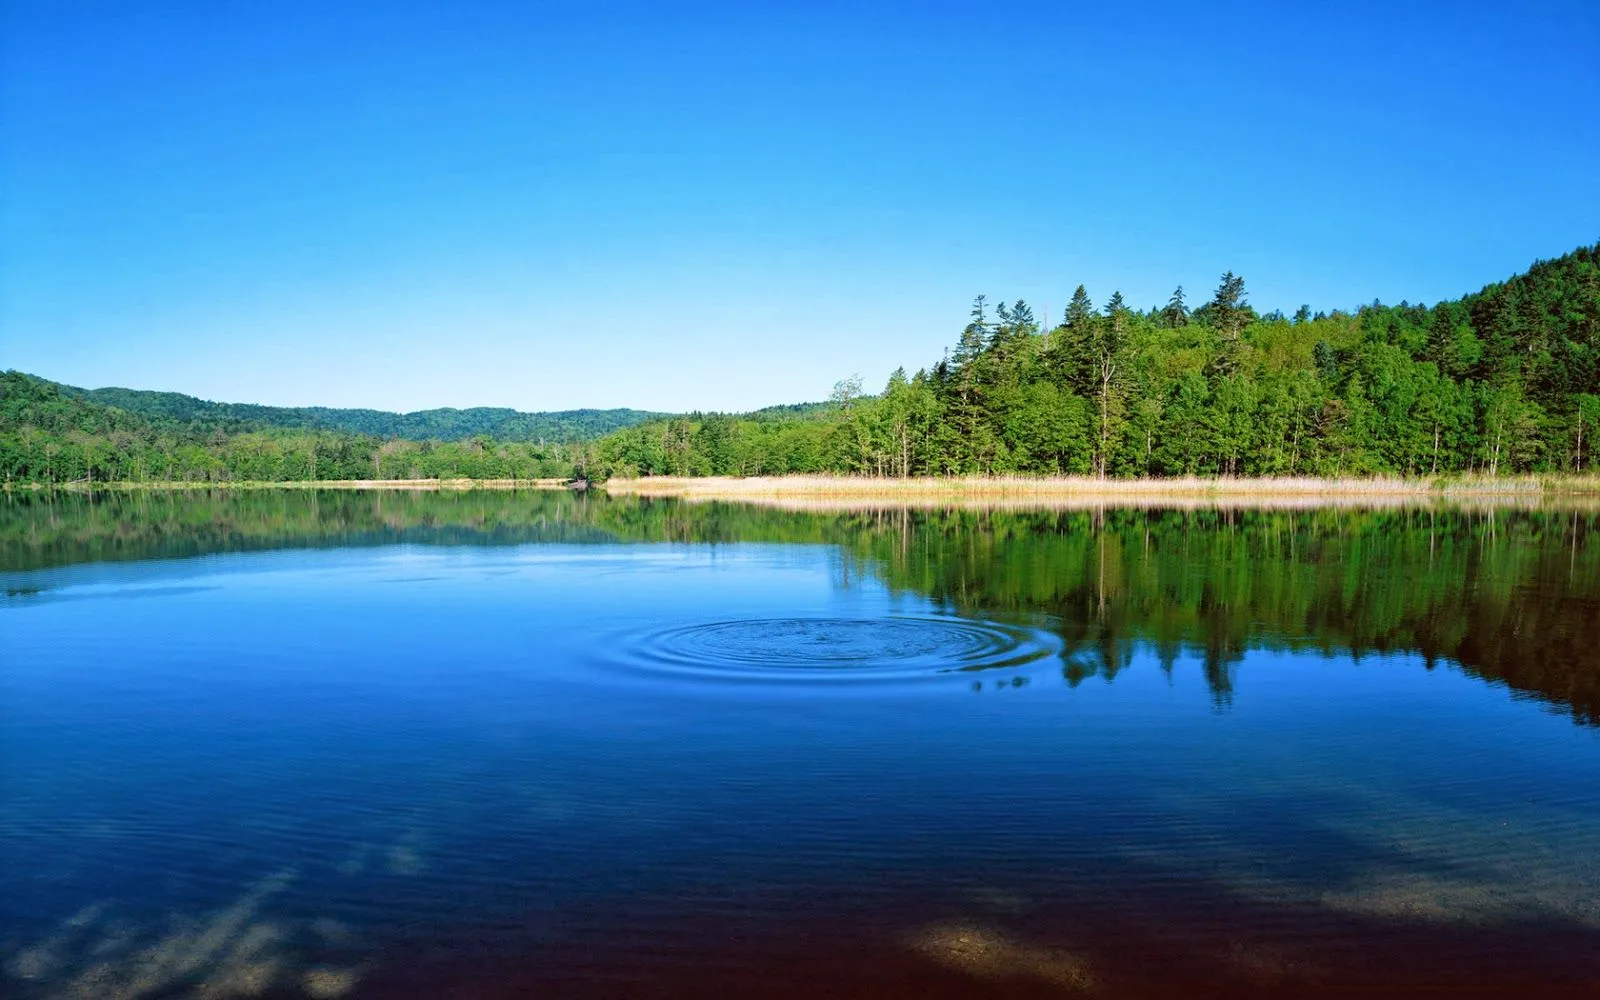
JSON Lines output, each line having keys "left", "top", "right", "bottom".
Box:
{"left": 60, "top": 383, "right": 667, "bottom": 443}
{"left": 0, "top": 370, "right": 842, "bottom": 482}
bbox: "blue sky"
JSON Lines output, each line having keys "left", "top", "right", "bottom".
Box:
{"left": 3, "top": 0, "right": 1597, "bottom": 413}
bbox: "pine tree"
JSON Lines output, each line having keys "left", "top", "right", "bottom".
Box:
{"left": 954, "top": 296, "right": 988, "bottom": 369}
{"left": 1064, "top": 285, "right": 1095, "bottom": 330}
{"left": 1049, "top": 285, "right": 1099, "bottom": 394}
{"left": 1313, "top": 341, "right": 1340, "bottom": 386}
{"left": 1209, "top": 271, "right": 1249, "bottom": 341}
{"left": 1161, "top": 286, "right": 1189, "bottom": 328}
{"left": 1425, "top": 305, "right": 1466, "bottom": 378}
{"left": 1091, "top": 292, "right": 1131, "bottom": 477}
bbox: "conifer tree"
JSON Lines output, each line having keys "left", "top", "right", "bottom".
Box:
{"left": 1161, "top": 286, "right": 1189, "bottom": 328}
{"left": 1049, "top": 285, "right": 1099, "bottom": 393}
{"left": 1209, "top": 271, "right": 1249, "bottom": 341}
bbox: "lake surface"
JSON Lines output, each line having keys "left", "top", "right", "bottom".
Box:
{"left": 3, "top": 489, "right": 1599, "bottom": 998}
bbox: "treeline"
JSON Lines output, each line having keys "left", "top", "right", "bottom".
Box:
{"left": 5, "top": 244, "right": 1598, "bottom": 484}
{"left": 0, "top": 372, "right": 582, "bottom": 483}
{"left": 0, "top": 371, "right": 853, "bottom": 484}
{"left": 595, "top": 244, "right": 1600, "bottom": 478}
{"left": 5, "top": 489, "right": 1595, "bottom": 723}
{"left": 0, "top": 370, "right": 846, "bottom": 484}
{"left": 67, "top": 383, "right": 663, "bottom": 441}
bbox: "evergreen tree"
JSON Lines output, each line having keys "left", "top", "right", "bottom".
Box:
{"left": 1091, "top": 292, "right": 1132, "bottom": 477}
{"left": 1313, "top": 341, "right": 1340, "bottom": 386}
{"left": 1208, "top": 271, "right": 1249, "bottom": 341}
{"left": 1161, "top": 286, "right": 1189, "bottom": 328}
{"left": 1064, "top": 284, "right": 1095, "bottom": 330}
{"left": 1050, "top": 285, "right": 1099, "bottom": 394}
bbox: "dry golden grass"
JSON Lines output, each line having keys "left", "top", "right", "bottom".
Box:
{"left": 15, "top": 473, "right": 1600, "bottom": 508}
{"left": 602, "top": 474, "right": 1600, "bottom": 507}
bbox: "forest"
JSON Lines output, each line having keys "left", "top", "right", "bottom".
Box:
{"left": 0, "top": 371, "right": 587, "bottom": 483}
{"left": 3, "top": 243, "right": 1597, "bottom": 484}
{"left": 594, "top": 243, "right": 1600, "bottom": 479}
{"left": 67, "top": 384, "right": 664, "bottom": 441}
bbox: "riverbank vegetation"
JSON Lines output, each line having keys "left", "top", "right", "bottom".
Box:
{"left": 601, "top": 473, "right": 1600, "bottom": 500}
{"left": 4, "top": 244, "right": 1596, "bottom": 485}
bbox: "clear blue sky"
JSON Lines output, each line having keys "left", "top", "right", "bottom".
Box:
{"left": 3, "top": 0, "right": 1597, "bottom": 413}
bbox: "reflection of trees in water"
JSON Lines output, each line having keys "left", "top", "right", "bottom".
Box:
{"left": 4, "top": 491, "right": 1597, "bottom": 721}
{"left": 855, "top": 506, "right": 1598, "bottom": 721}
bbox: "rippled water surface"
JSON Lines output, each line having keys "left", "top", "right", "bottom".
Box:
{"left": 3, "top": 490, "right": 1599, "bottom": 998}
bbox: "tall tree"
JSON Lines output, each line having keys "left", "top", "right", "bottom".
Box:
{"left": 1209, "top": 271, "right": 1249, "bottom": 341}
{"left": 1064, "top": 284, "right": 1096, "bottom": 330}
{"left": 1091, "top": 293, "right": 1132, "bottom": 477}
{"left": 1049, "top": 285, "right": 1099, "bottom": 394}
{"left": 1161, "top": 286, "right": 1189, "bottom": 328}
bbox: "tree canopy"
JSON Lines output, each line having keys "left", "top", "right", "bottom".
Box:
{"left": 4, "top": 243, "right": 1598, "bottom": 484}
{"left": 66, "top": 384, "right": 663, "bottom": 442}
{"left": 591, "top": 243, "right": 1600, "bottom": 479}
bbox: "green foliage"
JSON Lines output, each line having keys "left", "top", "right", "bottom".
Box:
{"left": 0, "top": 371, "right": 583, "bottom": 483}
{"left": 6, "top": 243, "right": 1599, "bottom": 483}
{"left": 584, "top": 243, "right": 1600, "bottom": 479}
{"left": 66, "top": 384, "right": 662, "bottom": 442}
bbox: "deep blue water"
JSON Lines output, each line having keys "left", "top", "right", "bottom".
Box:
{"left": 3, "top": 493, "right": 1599, "bottom": 998}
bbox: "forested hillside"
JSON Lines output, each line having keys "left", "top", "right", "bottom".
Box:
{"left": 595, "top": 244, "right": 1600, "bottom": 479}
{"left": 0, "top": 373, "right": 586, "bottom": 482}
{"left": 4, "top": 244, "right": 1597, "bottom": 484}
{"left": 66, "top": 384, "right": 662, "bottom": 441}
{"left": 0, "top": 372, "right": 825, "bottom": 484}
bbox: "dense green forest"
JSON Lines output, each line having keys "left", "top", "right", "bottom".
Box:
{"left": 594, "top": 244, "right": 1600, "bottom": 478}
{"left": 3, "top": 244, "right": 1597, "bottom": 483}
{"left": 0, "top": 371, "right": 593, "bottom": 482}
{"left": 66, "top": 383, "right": 664, "bottom": 441}
{"left": 0, "top": 372, "right": 843, "bottom": 484}
{"left": 5, "top": 489, "right": 1595, "bottom": 723}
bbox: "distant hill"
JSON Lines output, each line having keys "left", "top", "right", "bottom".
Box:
{"left": 60, "top": 383, "right": 666, "bottom": 443}
{"left": 0, "top": 369, "right": 839, "bottom": 483}
{"left": 1, "top": 371, "right": 153, "bottom": 437}
{"left": 743, "top": 400, "right": 841, "bottom": 420}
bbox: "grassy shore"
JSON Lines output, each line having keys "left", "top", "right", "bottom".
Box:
{"left": 8, "top": 474, "right": 1600, "bottom": 506}
{"left": 602, "top": 473, "right": 1600, "bottom": 501}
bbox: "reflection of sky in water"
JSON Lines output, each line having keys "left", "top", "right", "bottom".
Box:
{"left": 3, "top": 544, "right": 1599, "bottom": 996}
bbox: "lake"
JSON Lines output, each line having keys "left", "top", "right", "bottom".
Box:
{"left": 2, "top": 489, "right": 1598, "bottom": 998}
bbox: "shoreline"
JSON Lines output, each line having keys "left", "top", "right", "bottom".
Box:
{"left": 6, "top": 474, "right": 1600, "bottom": 510}
{"left": 1, "top": 478, "right": 573, "bottom": 493}
{"left": 5, "top": 473, "right": 1599, "bottom": 497}
{"left": 600, "top": 473, "right": 1600, "bottom": 499}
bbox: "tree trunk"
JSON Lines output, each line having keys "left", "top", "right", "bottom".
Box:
{"left": 1577, "top": 411, "right": 1585, "bottom": 472}
{"left": 1099, "top": 371, "right": 1111, "bottom": 479}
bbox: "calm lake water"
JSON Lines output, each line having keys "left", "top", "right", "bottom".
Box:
{"left": 3, "top": 489, "right": 1599, "bottom": 998}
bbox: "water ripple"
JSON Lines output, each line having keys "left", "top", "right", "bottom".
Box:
{"left": 614, "top": 616, "right": 1057, "bottom": 684}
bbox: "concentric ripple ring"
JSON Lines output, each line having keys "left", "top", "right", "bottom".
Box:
{"left": 619, "top": 616, "right": 1056, "bottom": 683}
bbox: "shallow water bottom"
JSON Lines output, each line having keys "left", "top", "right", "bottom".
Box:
{"left": 3, "top": 530, "right": 1599, "bottom": 998}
